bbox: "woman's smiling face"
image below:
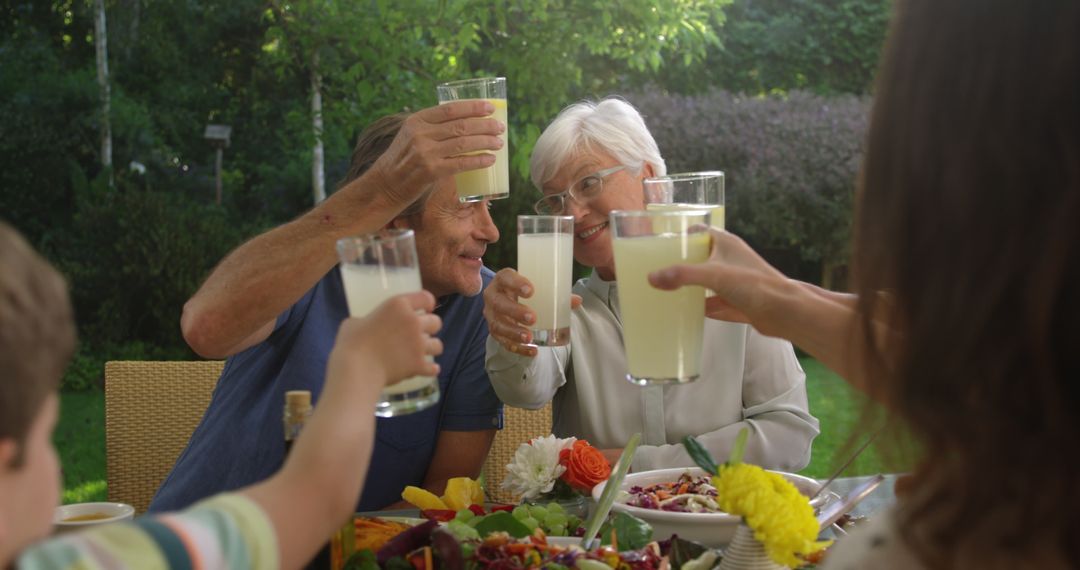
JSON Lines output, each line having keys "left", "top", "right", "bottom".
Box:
{"left": 539, "top": 150, "right": 653, "bottom": 280}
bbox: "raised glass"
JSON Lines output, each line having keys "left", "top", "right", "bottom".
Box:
{"left": 517, "top": 215, "right": 575, "bottom": 346}
{"left": 642, "top": 171, "right": 725, "bottom": 230}
{"left": 610, "top": 209, "right": 711, "bottom": 385}
{"left": 336, "top": 229, "right": 439, "bottom": 416}
{"left": 436, "top": 77, "right": 509, "bottom": 202}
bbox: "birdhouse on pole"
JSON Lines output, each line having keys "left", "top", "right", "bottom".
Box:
{"left": 204, "top": 124, "right": 232, "bottom": 205}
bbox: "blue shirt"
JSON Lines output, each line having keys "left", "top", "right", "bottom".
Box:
{"left": 149, "top": 266, "right": 502, "bottom": 512}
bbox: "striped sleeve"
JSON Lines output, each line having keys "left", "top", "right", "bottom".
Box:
{"left": 18, "top": 493, "right": 278, "bottom": 570}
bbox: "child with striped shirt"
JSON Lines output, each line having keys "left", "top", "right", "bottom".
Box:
{"left": 0, "top": 221, "right": 443, "bottom": 569}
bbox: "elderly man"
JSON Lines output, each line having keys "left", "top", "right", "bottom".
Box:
{"left": 151, "top": 102, "right": 505, "bottom": 512}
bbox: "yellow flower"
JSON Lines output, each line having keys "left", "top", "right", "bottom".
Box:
{"left": 712, "top": 464, "right": 830, "bottom": 568}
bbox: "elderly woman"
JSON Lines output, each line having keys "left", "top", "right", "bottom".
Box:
{"left": 483, "top": 98, "right": 819, "bottom": 471}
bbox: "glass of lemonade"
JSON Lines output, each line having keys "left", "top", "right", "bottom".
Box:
{"left": 336, "top": 229, "right": 439, "bottom": 416}
{"left": 642, "top": 171, "right": 725, "bottom": 230}
{"left": 436, "top": 77, "right": 509, "bottom": 202}
{"left": 517, "top": 215, "right": 574, "bottom": 346}
{"left": 610, "top": 209, "right": 712, "bottom": 385}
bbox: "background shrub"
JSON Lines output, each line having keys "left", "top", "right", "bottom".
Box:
{"left": 632, "top": 88, "right": 871, "bottom": 288}
{"left": 39, "top": 175, "right": 258, "bottom": 390}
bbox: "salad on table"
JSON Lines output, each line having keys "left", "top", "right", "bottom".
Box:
{"left": 622, "top": 472, "right": 720, "bottom": 513}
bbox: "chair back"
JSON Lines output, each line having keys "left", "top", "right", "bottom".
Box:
{"left": 104, "top": 360, "right": 223, "bottom": 514}
{"left": 482, "top": 402, "right": 553, "bottom": 504}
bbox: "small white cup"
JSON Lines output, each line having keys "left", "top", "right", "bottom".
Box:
{"left": 54, "top": 502, "right": 135, "bottom": 533}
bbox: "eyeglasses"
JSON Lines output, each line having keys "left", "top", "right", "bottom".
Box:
{"left": 533, "top": 165, "right": 628, "bottom": 215}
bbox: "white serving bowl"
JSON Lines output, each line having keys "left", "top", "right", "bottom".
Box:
{"left": 591, "top": 467, "right": 829, "bottom": 548}
{"left": 54, "top": 502, "right": 135, "bottom": 532}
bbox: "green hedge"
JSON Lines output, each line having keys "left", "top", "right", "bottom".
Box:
{"left": 631, "top": 88, "right": 871, "bottom": 288}
{"left": 32, "top": 175, "right": 258, "bottom": 390}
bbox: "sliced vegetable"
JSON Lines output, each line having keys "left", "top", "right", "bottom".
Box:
{"left": 430, "top": 529, "right": 464, "bottom": 570}
{"left": 342, "top": 549, "right": 380, "bottom": 570}
{"left": 402, "top": 486, "right": 450, "bottom": 511}
{"left": 420, "top": 509, "right": 458, "bottom": 523}
{"left": 581, "top": 433, "right": 641, "bottom": 548}
{"left": 597, "top": 512, "right": 653, "bottom": 551}
{"left": 667, "top": 536, "right": 710, "bottom": 569}
{"left": 472, "top": 510, "right": 532, "bottom": 539}
{"left": 442, "top": 477, "right": 484, "bottom": 511}
{"left": 375, "top": 519, "right": 438, "bottom": 564}
{"left": 681, "top": 435, "right": 719, "bottom": 475}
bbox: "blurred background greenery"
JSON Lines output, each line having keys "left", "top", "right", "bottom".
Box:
{"left": 1, "top": 0, "right": 897, "bottom": 500}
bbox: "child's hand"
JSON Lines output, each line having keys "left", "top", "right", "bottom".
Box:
{"left": 332, "top": 291, "right": 443, "bottom": 387}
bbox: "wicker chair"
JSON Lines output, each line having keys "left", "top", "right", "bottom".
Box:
{"left": 482, "top": 402, "right": 553, "bottom": 504}
{"left": 104, "top": 360, "right": 223, "bottom": 514}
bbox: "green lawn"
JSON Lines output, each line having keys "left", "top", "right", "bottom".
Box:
{"left": 56, "top": 389, "right": 107, "bottom": 503}
{"left": 797, "top": 358, "right": 895, "bottom": 479}
{"left": 55, "top": 358, "right": 896, "bottom": 502}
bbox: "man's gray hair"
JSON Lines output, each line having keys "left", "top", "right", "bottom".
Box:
{"left": 529, "top": 97, "right": 666, "bottom": 191}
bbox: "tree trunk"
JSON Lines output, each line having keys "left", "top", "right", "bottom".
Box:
{"left": 310, "top": 52, "right": 326, "bottom": 204}
{"left": 94, "top": 0, "right": 113, "bottom": 185}
{"left": 126, "top": 0, "right": 140, "bottom": 64}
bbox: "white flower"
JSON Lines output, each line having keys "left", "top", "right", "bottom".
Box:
{"left": 501, "top": 435, "right": 577, "bottom": 499}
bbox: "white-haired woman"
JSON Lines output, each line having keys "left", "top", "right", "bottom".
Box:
{"left": 483, "top": 97, "right": 819, "bottom": 470}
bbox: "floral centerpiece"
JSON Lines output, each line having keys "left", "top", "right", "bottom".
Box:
{"left": 501, "top": 435, "right": 611, "bottom": 517}
{"left": 685, "top": 431, "right": 830, "bottom": 569}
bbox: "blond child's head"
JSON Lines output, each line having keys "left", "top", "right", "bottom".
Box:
{"left": 0, "top": 220, "right": 76, "bottom": 560}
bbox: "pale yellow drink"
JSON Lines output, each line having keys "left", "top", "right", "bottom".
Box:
{"left": 646, "top": 203, "right": 725, "bottom": 230}
{"left": 447, "top": 98, "right": 509, "bottom": 201}
{"left": 517, "top": 232, "right": 573, "bottom": 345}
{"left": 340, "top": 264, "right": 438, "bottom": 402}
{"left": 613, "top": 231, "right": 711, "bottom": 383}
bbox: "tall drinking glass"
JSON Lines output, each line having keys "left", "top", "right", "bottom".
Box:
{"left": 610, "top": 209, "right": 711, "bottom": 385}
{"left": 336, "top": 229, "right": 439, "bottom": 416}
{"left": 436, "top": 77, "right": 509, "bottom": 202}
{"left": 642, "top": 171, "right": 725, "bottom": 230}
{"left": 517, "top": 215, "right": 574, "bottom": 346}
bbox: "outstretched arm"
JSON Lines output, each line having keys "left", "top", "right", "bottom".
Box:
{"left": 649, "top": 229, "right": 884, "bottom": 391}
{"left": 242, "top": 291, "right": 442, "bottom": 570}
{"left": 181, "top": 101, "right": 506, "bottom": 358}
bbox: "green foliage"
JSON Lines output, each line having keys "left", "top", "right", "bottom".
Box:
{"left": 46, "top": 175, "right": 257, "bottom": 355}
{"left": 63, "top": 340, "right": 194, "bottom": 392}
{"left": 3, "top": 0, "right": 887, "bottom": 372}
{"left": 634, "top": 0, "right": 893, "bottom": 95}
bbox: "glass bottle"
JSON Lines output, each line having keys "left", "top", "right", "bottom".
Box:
{"left": 283, "top": 390, "right": 330, "bottom": 569}
{"left": 283, "top": 390, "right": 312, "bottom": 456}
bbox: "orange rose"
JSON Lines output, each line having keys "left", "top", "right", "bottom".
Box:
{"left": 559, "top": 440, "right": 612, "bottom": 492}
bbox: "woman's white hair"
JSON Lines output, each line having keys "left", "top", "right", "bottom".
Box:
{"left": 529, "top": 97, "right": 666, "bottom": 190}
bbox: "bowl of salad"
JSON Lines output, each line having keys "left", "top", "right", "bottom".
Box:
{"left": 591, "top": 467, "right": 831, "bottom": 547}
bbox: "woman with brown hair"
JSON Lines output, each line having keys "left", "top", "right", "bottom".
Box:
{"left": 650, "top": 0, "right": 1080, "bottom": 568}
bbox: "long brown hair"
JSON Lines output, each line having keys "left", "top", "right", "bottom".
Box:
{"left": 854, "top": 1, "right": 1080, "bottom": 567}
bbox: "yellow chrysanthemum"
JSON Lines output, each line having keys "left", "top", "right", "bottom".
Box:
{"left": 712, "top": 464, "right": 830, "bottom": 568}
